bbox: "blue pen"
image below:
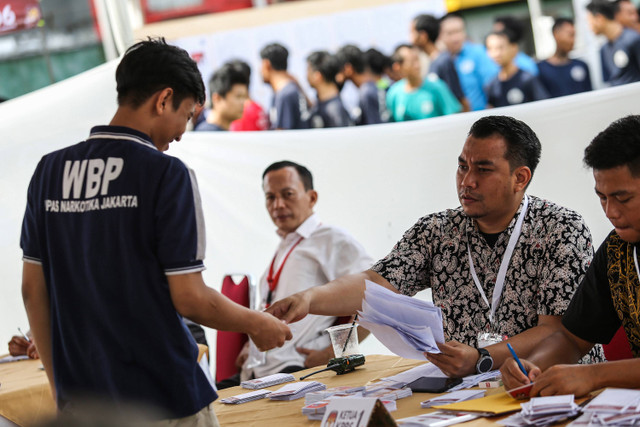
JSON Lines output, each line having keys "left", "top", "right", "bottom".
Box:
{"left": 507, "top": 343, "right": 528, "bottom": 376}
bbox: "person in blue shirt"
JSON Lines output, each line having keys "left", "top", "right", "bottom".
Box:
{"left": 195, "top": 63, "right": 249, "bottom": 131}
{"left": 411, "top": 14, "right": 470, "bottom": 112}
{"left": 538, "top": 18, "right": 593, "bottom": 98}
{"left": 336, "top": 44, "right": 384, "bottom": 125}
{"left": 306, "top": 51, "right": 353, "bottom": 128}
{"left": 485, "top": 30, "right": 549, "bottom": 108}
{"left": 386, "top": 44, "right": 461, "bottom": 122}
{"left": 20, "top": 38, "right": 292, "bottom": 425}
{"left": 586, "top": 0, "right": 640, "bottom": 86}
{"left": 439, "top": 13, "right": 497, "bottom": 111}
{"left": 260, "top": 43, "right": 311, "bottom": 130}
{"left": 492, "top": 16, "right": 540, "bottom": 76}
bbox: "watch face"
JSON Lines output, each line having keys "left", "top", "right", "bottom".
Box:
{"left": 478, "top": 357, "right": 493, "bottom": 373}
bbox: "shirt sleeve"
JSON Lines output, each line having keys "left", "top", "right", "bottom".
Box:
{"left": 275, "top": 90, "right": 300, "bottom": 130}
{"left": 432, "top": 79, "right": 462, "bottom": 116}
{"left": 562, "top": 235, "right": 620, "bottom": 344}
{"left": 321, "top": 231, "right": 374, "bottom": 281}
{"left": 360, "top": 88, "right": 382, "bottom": 125}
{"left": 20, "top": 158, "right": 45, "bottom": 265}
{"left": 535, "top": 210, "right": 594, "bottom": 317}
{"left": 530, "top": 76, "right": 550, "bottom": 101}
{"left": 371, "top": 215, "right": 434, "bottom": 296}
{"left": 439, "top": 58, "right": 466, "bottom": 101}
{"left": 156, "top": 159, "right": 206, "bottom": 275}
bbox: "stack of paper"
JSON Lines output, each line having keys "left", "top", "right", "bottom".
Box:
{"left": 364, "top": 385, "right": 413, "bottom": 401}
{"left": 357, "top": 280, "right": 444, "bottom": 359}
{"left": 240, "top": 373, "right": 295, "bottom": 389}
{"left": 302, "top": 396, "right": 396, "bottom": 421}
{"left": 268, "top": 381, "right": 326, "bottom": 401}
{"left": 573, "top": 388, "right": 640, "bottom": 426}
{"left": 304, "top": 385, "right": 365, "bottom": 404}
{"left": 397, "top": 411, "right": 479, "bottom": 426}
{"left": 380, "top": 361, "right": 500, "bottom": 392}
{"left": 500, "top": 395, "right": 579, "bottom": 426}
{"left": 421, "top": 390, "right": 486, "bottom": 408}
{"left": 220, "top": 389, "right": 271, "bottom": 404}
{"left": 448, "top": 370, "right": 502, "bottom": 392}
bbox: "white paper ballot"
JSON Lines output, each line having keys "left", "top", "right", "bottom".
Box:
{"left": 357, "top": 280, "right": 445, "bottom": 359}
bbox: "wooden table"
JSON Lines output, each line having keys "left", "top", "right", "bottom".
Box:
{"left": 0, "top": 358, "right": 55, "bottom": 426}
{"left": 213, "top": 354, "right": 509, "bottom": 426}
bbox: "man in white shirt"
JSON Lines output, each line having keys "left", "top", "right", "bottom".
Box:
{"left": 233, "top": 161, "right": 373, "bottom": 383}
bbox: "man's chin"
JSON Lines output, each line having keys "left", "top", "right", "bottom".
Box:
{"left": 615, "top": 228, "right": 640, "bottom": 244}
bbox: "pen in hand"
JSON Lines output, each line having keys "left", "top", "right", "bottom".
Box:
{"left": 18, "top": 327, "right": 30, "bottom": 342}
{"left": 507, "top": 342, "right": 528, "bottom": 376}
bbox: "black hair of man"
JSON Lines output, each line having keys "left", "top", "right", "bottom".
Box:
{"left": 552, "top": 17, "right": 574, "bottom": 32}
{"left": 209, "top": 63, "right": 250, "bottom": 100}
{"left": 495, "top": 16, "right": 525, "bottom": 43}
{"left": 260, "top": 43, "right": 289, "bottom": 71}
{"left": 336, "top": 44, "right": 365, "bottom": 74}
{"left": 115, "top": 37, "right": 205, "bottom": 110}
{"left": 584, "top": 115, "right": 640, "bottom": 176}
{"left": 307, "top": 51, "right": 341, "bottom": 84}
{"left": 486, "top": 29, "right": 519, "bottom": 45}
{"left": 263, "top": 161, "right": 314, "bottom": 191}
{"left": 440, "top": 12, "right": 466, "bottom": 24}
{"left": 414, "top": 14, "right": 441, "bottom": 43}
{"left": 226, "top": 59, "right": 252, "bottom": 82}
{"left": 364, "top": 48, "right": 391, "bottom": 75}
{"left": 391, "top": 43, "right": 414, "bottom": 65}
{"left": 586, "top": 0, "right": 616, "bottom": 20}
{"left": 468, "top": 115, "right": 542, "bottom": 176}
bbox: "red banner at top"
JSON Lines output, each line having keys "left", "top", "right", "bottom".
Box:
{"left": 0, "top": 0, "right": 41, "bottom": 34}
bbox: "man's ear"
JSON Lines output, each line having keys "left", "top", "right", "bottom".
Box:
{"left": 513, "top": 166, "right": 532, "bottom": 192}
{"left": 308, "top": 190, "right": 318, "bottom": 208}
{"left": 155, "top": 88, "right": 174, "bottom": 115}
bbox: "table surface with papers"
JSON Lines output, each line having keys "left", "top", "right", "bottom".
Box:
{"left": 213, "top": 354, "right": 537, "bottom": 426}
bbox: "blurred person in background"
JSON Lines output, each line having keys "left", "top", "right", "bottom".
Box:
{"left": 537, "top": 18, "right": 592, "bottom": 98}
{"left": 306, "top": 51, "right": 353, "bottom": 128}
{"left": 228, "top": 60, "right": 269, "bottom": 132}
{"left": 615, "top": 0, "right": 640, "bottom": 32}
{"left": 195, "top": 63, "right": 249, "bottom": 131}
{"left": 492, "top": 16, "right": 539, "bottom": 75}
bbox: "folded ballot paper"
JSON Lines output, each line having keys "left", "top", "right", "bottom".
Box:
{"left": 569, "top": 388, "right": 640, "bottom": 426}
{"left": 268, "top": 381, "right": 326, "bottom": 401}
{"left": 500, "top": 395, "right": 580, "bottom": 427}
{"left": 421, "top": 390, "right": 487, "bottom": 408}
{"left": 240, "top": 373, "right": 295, "bottom": 389}
{"left": 357, "top": 280, "right": 445, "bottom": 359}
{"left": 220, "top": 389, "right": 272, "bottom": 404}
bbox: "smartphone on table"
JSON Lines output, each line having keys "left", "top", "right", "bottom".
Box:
{"left": 406, "top": 376, "right": 463, "bottom": 393}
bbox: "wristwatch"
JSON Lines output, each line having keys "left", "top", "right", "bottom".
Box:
{"left": 476, "top": 348, "right": 494, "bottom": 374}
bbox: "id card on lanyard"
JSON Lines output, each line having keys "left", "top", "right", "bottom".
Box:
{"left": 468, "top": 195, "right": 529, "bottom": 348}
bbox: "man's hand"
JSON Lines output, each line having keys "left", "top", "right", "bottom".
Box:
{"left": 530, "top": 364, "right": 596, "bottom": 397}
{"left": 248, "top": 311, "right": 293, "bottom": 352}
{"left": 298, "top": 346, "right": 334, "bottom": 369}
{"left": 425, "top": 341, "right": 481, "bottom": 377}
{"left": 265, "top": 291, "right": 311, "bottom": 324}
{"left": 8, "top": 336, "right": 29, "bottom": 357}
{"left": 500, "top": 357, "right": 540, "bottom": 390}
{"left": 235, "top": 342, "right": 250, "bottom": 369}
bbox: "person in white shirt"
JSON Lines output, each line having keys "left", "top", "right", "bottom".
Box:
{"left": 220, "top": 161, "right": 373, "bottom": 387}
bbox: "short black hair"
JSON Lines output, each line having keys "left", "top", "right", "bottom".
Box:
{"left": 307, "top": 51, "right": 341, "bottom": 84}
{"left": 468, "top": 116, "right": 541, "bottom": 177}
{"left": 364, "top": 48, "right": 391, "bottom": 75}
{"left": 586, "top": 0, "right": 616, "bottom": 20}
{"left": 208, "top": 63, "right": 249, "bottom": 99}
{"left": 115, "top": 37, "right": 205, "bottom": 109}
{"left": 494, "top": 16, "right": 525, "bottom": 42}
{"left": 260, "top": 43, "right": 288, "bottom": 71}
{"left": 226, "top": 59, "right": 251, "bottom": 82}
{"left": 263, "top": 161, "right": 314, "bottom": 191}
{"left": 414, "top": 14, "right": 441, "bottom": 42}
{"left": 440, "top": 12, "right": 466, "bottom": 24}
{"left": 336, "top": 44, "right": 365, "bottom": 74}
{"left": 486, "top": 29, "right": 518, "bottom": 45}
{"left": 584, "top": 115, "right": 640, "bottom": 176}
{"left": 552, "top": 17, "right": 574, "bottom": 32}
{"left": 391, "top": 44, "right": 414, "bottom": 65}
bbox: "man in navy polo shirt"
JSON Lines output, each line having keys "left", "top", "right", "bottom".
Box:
{"left": 538, "top": 18, "right": 593, "bottom": 98}
{"left": 587, "top": 0, "right": 640, "bottom": 85}
{"left": 20, "top": 38, "right": 291, "bottom": 425}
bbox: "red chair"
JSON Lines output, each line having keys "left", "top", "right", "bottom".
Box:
{"left": 603, "top": 326, "right": 633, "bottom": 361}
{"left": 215, "top": 274, "right": 256, "bottom": 382}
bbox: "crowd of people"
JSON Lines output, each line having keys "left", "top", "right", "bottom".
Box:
{"left": 6, "top": 2, "right": 640, "bottom": 426}
{"left": 191, "top": 0, "right": 640, "bottom": 132}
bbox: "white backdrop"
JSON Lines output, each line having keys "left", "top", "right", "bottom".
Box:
{"left": 1, "top": 55, "right": 640, "bottom": 364}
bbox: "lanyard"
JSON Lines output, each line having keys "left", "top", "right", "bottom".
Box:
{"left": 467, "top": 195, "right": 529, "bottom": 324}
{"left": 265, "top": 236, "right": 304, "bottom": 306}
{"left": 634, "top": 246, "right": 640, "bottom": 283}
